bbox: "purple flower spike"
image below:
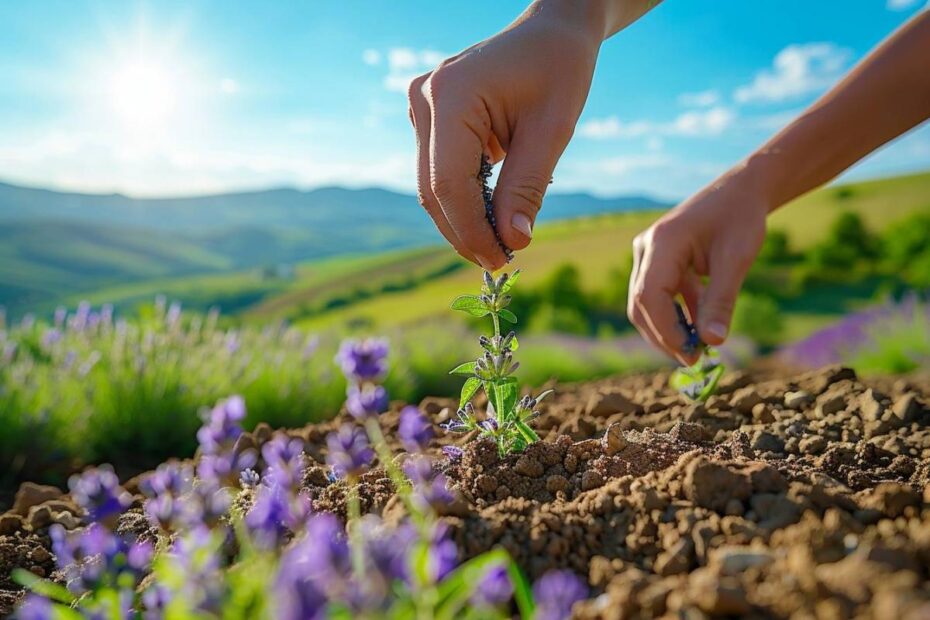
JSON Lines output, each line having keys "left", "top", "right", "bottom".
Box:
{"left": 196, "top": 396, "right": 247, "bottom": 455}
{"left": 16, "top": 594, "right": 53, "bottom": 620}
{"left": 472, "top": 564, "right": 513, "bottom": 608}
{"left": 335, "top": 338, "right": 389, "bottom": 382}
{"left": 345, "top": 384, "right": 389, "bottom": 419}
{"left": 262, "top": 435, "right": 306, "bottom": 490}
{"left": 532, "top": 570, "right": 588, "bottom": 620}
{"left": 426, "top": 522, "right": 458, "bottom": 583}
{"left": 246, "top": 483, "right": 311, "bottom": 549}
{"left": 403, "top": 456, "right": 454, "bottom": 509}
{"left": 67, "top": 465, "right": 131, "bottom": 526}
{"left": 398, "top": 406, "right": 434, "bottom": 453}
{"left": 442, "top": 446, "right": 464, "bottom": 462}
{"left": 326, "top": 425, "right": 373, "bottom": 479}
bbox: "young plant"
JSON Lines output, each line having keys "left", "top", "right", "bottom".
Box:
{"left": 669, "top": 302, "right": 725, "bottom": 402}
{"left": 445, "top": 270, "right": 551, "bottom": 456}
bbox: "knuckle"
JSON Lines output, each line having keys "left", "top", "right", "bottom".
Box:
{"left": 505, "top": 175, "right": 550, "bottom": 214}
{"left": 407, "top": 73, "right": 429, "bottom": 105}
{"left": 425, "top": 67, "right": 456, "bottom": 103}
{"left": 430, "top": 174, "right": 458, "bottom": 204}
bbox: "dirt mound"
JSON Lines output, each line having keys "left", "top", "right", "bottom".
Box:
{"left": 2, "top": 365, "right": 930, "bottom": 618}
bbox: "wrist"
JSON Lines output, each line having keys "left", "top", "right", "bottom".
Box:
{"left": 530, "top": 0, "right": 614, "bottom": 43}
{"left": 731, "top": 151, "right": 781, "bottom": 215}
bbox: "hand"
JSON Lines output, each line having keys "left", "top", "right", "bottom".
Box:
{"left": 627, "top": 165, "right": 769, "bottom": 365}
{"left": 407, "top": 1, "right": 605, "bottom": 271}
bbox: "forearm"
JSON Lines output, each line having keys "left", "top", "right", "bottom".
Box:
{"left": 745, "top": 11, "right": 930, "bottom": 211}
{"left": 528, "top": 0, "right": 663, "bottom": 42}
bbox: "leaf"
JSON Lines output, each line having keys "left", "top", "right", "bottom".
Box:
{"left": 434, "top": 548, "right": 512, "bottom": 619}
{"left": 509, "top": 334, "right": 519, "bottom": 352}
{"left": 448, "top": 361, "right": 477, "bottom": 376}
{"left": 669, "top": 368, "right": 700, "bottom": 392}
{"left": 450, "top": 295, "right": 489, "bottom": 317}
{"left": 498, "top": 309, "right": 517, "bottom": 324}
{"left": 698, "top": 364, "right": 726, "bottom": 402}
{"left": 496, "top": 379, "right": 519, "bottom": 419}
{"left": 534, "top": 388, "right": 553, "bottom": 403}
{"left": 459, "top": 377, "right": 481, "bottom": 408}
{"left": 506, "top": 560, "right": 536, "bottom": 618}
{"left": 514, "top": 419, "right": 540, "bottom": 444}
{"left": 500, "top": 269, "right": 521, "bottom": 294}
{"left": 13, "top": 569, "right": 75, "bottom": 605}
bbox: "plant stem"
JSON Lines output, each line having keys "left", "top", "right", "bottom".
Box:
{"left": 346, "top": 474, "right": 365, "bottom": 578}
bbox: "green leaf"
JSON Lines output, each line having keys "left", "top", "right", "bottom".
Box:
{"left": 514, "top": 419, "right": 540, "bottom": 444}
{"left": 496, "top": 379, "right": 519, "bottom": 419}
{"left": 459, "top": 377, "right": 481, "bottom": 408}
{"left": 435, "top": 548, "right": 512, "bottom": 619}
{"left": 698, "top": 364, "right": 725, "bottom": 402}
{"left": 448, "top": 361, "right": 477, "bottom": 376}
{"left": 500, "top": 269, "right": 521, "bottom": 294}
{"left": 13, "top": 569, "right": 75, "bottom": 605}
{"left": 506, "top": 560, "right": 536, "bottom": 618}
{"left": 669, "top": 367, "right": 700, "bottom": 391}
{"left": 498, "top": 309, "right": 517, "bottom": 324}
{"left": 509, "top": 334, "right": 519, "bottom": 352}
{"left": 450, "top": 295, "right": 489, "bottom": 317}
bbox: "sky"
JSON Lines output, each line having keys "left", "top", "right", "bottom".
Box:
{"left": 0, "top": 0, "right": 928, "bottom": 201}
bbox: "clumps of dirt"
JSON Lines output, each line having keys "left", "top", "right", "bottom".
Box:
{"left": 2, "top": 364, "right": 930, "bottom": 618}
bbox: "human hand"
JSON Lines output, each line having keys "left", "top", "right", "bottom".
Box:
{"left": 408, "top": 1, "right": 606, "bottom": 271}
{"left": 627, "top": 165, "right": 769, "bottom": 365}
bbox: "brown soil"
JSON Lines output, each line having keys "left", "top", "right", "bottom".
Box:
{"left": 2, "top": 365, "right": 930, "bottom": 618}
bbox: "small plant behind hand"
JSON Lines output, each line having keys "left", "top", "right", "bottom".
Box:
{"left": 445, "top": 270, "right": 552, "bottom": 456}
{"left": 669, "top": 302, "right": 725, "bottom": 402}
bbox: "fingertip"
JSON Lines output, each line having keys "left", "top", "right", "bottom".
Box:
{"left": 699, "top": 321, "right": 729, "bottom": 346}
{"left": 501, "top": 212, "right": 533, "bottom": 250}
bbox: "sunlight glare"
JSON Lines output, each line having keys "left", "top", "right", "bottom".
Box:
{"left": 108, "top": 60, "right": 179, "bottom": 128}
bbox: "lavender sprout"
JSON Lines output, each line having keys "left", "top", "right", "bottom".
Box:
{"left": 448, "top": 270, "right": 552, "bottom": 456}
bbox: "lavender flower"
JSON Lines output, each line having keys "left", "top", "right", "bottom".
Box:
{"left": 141, "top": 463, "right": 193, "bottom": 498}
{"left": 398, "top": 406, "right": 434, "bottom": 452}
{"left": 345, "top": 384, "right": 389, "bottom": 419}
{"left": 68, "top": 466, "right": 132, "bottom": 526}
{"left": 425, "top": 522, "right": 457, "bottom": 583}
{"left": 403, "top": 456, "right": 454, "bottom": 509}
{"left": 196, "top": 396, "right": 247, "bottom": 455}
{"left": 335, "top": 338, "right": 389, "bottom": 382}
{"left": 262, "top": 435, "right": 306, "bottom": 489}
{"left": 142, "top": 585, "right": 171, "bottom": 620}
{"left": 15, "top": 595, "right": 52, "bottom": 620}
{"left": 326, "top": 425, "right": 373, "bottom": 479}
{"left": 442, "top": 446, "right": 464, "bottom": 462}
{"left": 472, "top": 564, "right": 513, "bottom": 608}
{"left": 240, "top": 468, "right": 261, "bottom": 488}
{"left": 50, "top": 524, "right": 152, "bottom": 594}
{"left": 245, "top": 483, "right": 311, "bottom": 549}
{"left": 197, "top": 450, "right": 257, "bottom": 488}
{"left": 532, "top": 570, "right": 588, "bottom": 620}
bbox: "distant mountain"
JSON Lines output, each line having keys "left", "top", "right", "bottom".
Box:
{"left": 0, "top": 179, "right": 668, "bottom": 314}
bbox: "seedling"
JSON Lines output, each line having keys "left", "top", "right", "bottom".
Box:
{"left": 446, "top": 270, "right": 551, "bottom": 456}
{"left": 669, "top": 302, "right": 725, "bottom": 402}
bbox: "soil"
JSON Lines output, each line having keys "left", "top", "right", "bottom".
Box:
{"left": 2, "top": 364, "right": 930, "bottom": 618}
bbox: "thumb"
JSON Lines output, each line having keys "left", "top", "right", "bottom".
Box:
{"left": 698, "top": 246, "right": 752, "bottom": 346}
{"left": 492, "top": 119, "right": 572, "bottom": 251}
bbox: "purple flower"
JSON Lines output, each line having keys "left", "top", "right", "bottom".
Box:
{"left": 170, "top": 526, "right": 226, "bottom": 614}
{"left": 197, "top": 450, "right": 257, "bottom": 488}
{"left": 532, "top": 570, "right": 588, "bottom": 620}
{"left": 142, "top": 585, "right": 171, "bottom": 620}
{"left": 442, "top": 446, "right": 464, "bottom": 462}
{"left": 246, "top": 483, "right": 312, "bottom": 549}
{"left": 262, "top": 435, "right": 306, "bottom": 490}
{"left": 67, "top": 466, "right": 131, "bottom": 526}
{"left": 54, "top": 306, "right": 67, "bottom": 328}
{"left": 50, "top": 524, "right": 152, "bottom": 594}
{"left": 336, "top": 338, "right": 389, "bottom": 382}
{"left": 240, "top": 468, "right": 261, "bottom": 488}
{"left": 398, "top": 406, "right": 434, "bottom": 452}
{"left": 425, "top": 522, "right": 457, "bottom": 583}
{"left": 403, "top": 456, "right": 454, "bottom": 509}
{"left": 166, "top": 301, "right": 182, "bottom": 327}
{"left": 358, "top": 517, "right": 415, "bottom": 586}
{"left": 275, "top": 515, "right": 352, "bottom": 619}
{"left": 472, "top": 564, "right": 513, "bottom": 608}
{"left": 41, "top": 328, "right": 61, "bottom": 349}
{"left": 345, "top": 384, "right": 389, "bottom": 419}
{"left": 15, "top": 594, "right": 53, "bottom": 620}
{"left": 141, "top": 463, "right": 193, "bottom": 499}
{"left": 196, "top": 396, "right": 247, "bottom": 455}
{"left": 326, "top": 425, "right": 373, "bottom": 479}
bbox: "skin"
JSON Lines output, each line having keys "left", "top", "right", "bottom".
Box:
{"left": 409, "top": 2, "right": 930, "bottom": 364}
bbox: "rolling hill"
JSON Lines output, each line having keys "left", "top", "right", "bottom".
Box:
{"left": 0, "top": 180, "right": 666, "bottom": 315}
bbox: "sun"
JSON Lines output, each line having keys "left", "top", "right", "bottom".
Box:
{"left": 108, "top": 59, "right": 180, "bottom": 129}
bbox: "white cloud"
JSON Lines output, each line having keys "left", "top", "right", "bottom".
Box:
{"left": 678, "top": 89, "right": 719, "bottom": 107}
{"left": 578, "top": 107, "right": 735, "bottom": 140}
{"left": 886, "top": 0, "right": 921, "bottom": 10}
{"left": 734, "top": 42, "right": 851, "bottom": 104}
{"left": 370, "top": 47, "right": 445, "bottom": 93}
{"left": 362, "top": 49, "right": 381, "bottom": 66}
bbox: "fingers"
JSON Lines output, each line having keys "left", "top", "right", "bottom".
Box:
{"left": 697, "top": 243, "right": 753, "bottom": 345}
{"left": 408, "top": 75, "right": 476, "bottom": 264}
{"left": 627, "top": 227, "right": 695, "bottom": 365}
{"left": 492, "top": 116, "right": 573, "bottom": 250}
{"left": 426, "top": 72, "right": 509, "bottom": 271}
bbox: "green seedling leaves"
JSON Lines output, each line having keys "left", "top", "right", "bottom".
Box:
{"left": 500, "top": 269, "right": 521, "bottom": 294}
{"left": 459, "top": 377, "right": 481, "bottom": 408}
{"left": 450, "top": 295, "right": 489, "bottom": 317}
{"left": 498, "top": 309, "right": 517, "bottom": 324}
{"left": 449, "top": 361, "right": 477, "bottom": 376}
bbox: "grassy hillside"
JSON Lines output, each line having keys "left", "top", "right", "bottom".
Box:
{"left": 247, "top": 170, "right": 930, "bottom": 333}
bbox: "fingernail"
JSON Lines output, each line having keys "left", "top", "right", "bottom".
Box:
{"left": 512, "top": 213, "right": 533, "bottom": 239}
{"left": 705, "top": 322, "right": 728, "bottom": 340}
{"left": 476, "top": 255, "right": 496, "bottom": 272}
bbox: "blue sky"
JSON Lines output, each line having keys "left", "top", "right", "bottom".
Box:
{"left": 0, "top": 0, "right": 927, "bottom": 200}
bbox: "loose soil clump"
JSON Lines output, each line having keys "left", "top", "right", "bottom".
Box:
{"left": 2, "top": 364, "right": 930, "bottom": 618}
